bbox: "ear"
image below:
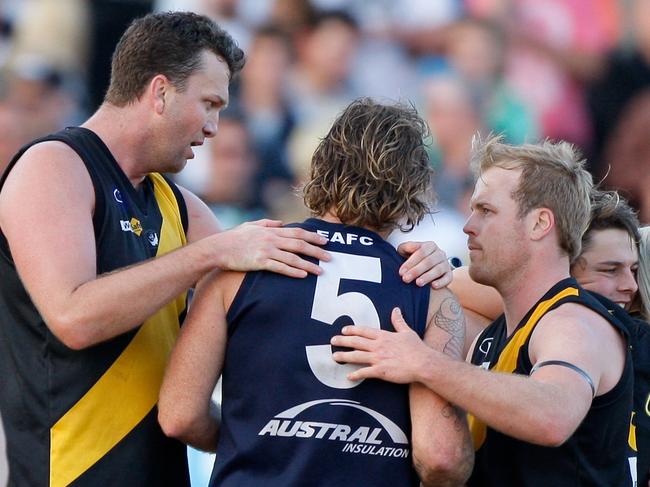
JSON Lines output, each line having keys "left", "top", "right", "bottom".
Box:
{"left": 149, "top": 74, "right": 170, "bottom": 114}
{"left": 529, "top": 207, "right": 554, "bottom": 241}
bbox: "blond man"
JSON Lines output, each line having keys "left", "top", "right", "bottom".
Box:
{"left": 333, "top": 136, "right": 634, "bottom": 486}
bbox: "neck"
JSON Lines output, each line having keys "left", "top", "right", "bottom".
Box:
{"left": 82, "top": 104, "right": 149, "bottom": 188}
{"left": 318, "top": 211, "right": 390, "bottom": 239}
{"left": 499, "top": 260, "right": 571, "bottom": 336}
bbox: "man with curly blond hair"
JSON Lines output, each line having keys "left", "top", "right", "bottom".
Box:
{"left": 157, "top": 98, "right": 474, "bottom": 486}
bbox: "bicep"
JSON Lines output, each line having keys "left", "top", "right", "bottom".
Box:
{"left": 0, "top": 143, "right": 97, "bottom": 324}
{"left": 527, "top": 308, "right": 620, "bottom": 406}
{"left": 162, "top": 270, "right": 230, "bottom": 404}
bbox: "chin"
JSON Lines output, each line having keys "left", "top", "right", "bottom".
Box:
{"left": 468, "top": 264, "right": 492, "bottom": 287}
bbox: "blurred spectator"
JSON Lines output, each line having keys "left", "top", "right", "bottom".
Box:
{"left": 422, "top": 74, "right": 481, "bottom": 214}
{"left": 8, "top": 0, "right": 90, "bottom": 76}
{"left": 195, "top": 0, "right": 252, "bottom": 51}
{"left": 196, "top": 112, "right": 265, "bottom": 229}
{"left": 587, "top": 0, "right": 650, "bottom": 176}
{"left": 445, "top": 17, "right": 538, "bottom": 144}
{"left": 87, "top": 0, "right": 153, "bottom": 111}
{"left": 468, "top": 0, "right": 620, "bottom": 149}
{"left": 237, "top": 24, "right": 295, "bottom": 213}
{"left": 285, "top": 10, "right": 360, "bottom": 192}
{"left": 601, "top": 89, "right": 650, "bottom": 225}
{"left": 268, "top": 0, "right": 317, "bottom": 42}
{"left": 0, "top": 56, "right": 80, "bottom": 171}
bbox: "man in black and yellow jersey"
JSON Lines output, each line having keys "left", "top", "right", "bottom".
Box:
{"left": 0, "top": 12, "right": 454, "bottom": 487}
{"left": 332, "top": 136, "right": 634, "bottom": 486}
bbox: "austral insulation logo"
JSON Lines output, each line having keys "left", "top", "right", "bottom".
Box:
{"left": 258, "top": 399, "right": 410, "bottom": 458}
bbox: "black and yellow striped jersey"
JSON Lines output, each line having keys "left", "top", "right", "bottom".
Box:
{"left": 0, "top": 127, "right": 190, "bottom": 486}
{"left": 468, "top": 278, "right": 634, "bottom": 487}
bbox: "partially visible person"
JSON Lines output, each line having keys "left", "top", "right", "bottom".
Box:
{"left": 332, "top": 136, "right": 634, "bottom": 486}
{"left": 159, "top": 98, "right": 474, "bottom": 486}
{"left": 0, "top": 411, "right": 7, "bottom": 487}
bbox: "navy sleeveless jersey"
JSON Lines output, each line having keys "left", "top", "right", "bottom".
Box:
{"left": 467, "top": 278, "right": 634, "bottom": 487}
{"left": 211, "top": 218, "right": 431, "bottom": 486}
{"left": 0, "top": 127, "right": 190, "bottom": 487}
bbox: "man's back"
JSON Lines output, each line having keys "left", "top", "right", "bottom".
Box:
{"left": 212, "top": 218, "right": 430, "bottom": 486}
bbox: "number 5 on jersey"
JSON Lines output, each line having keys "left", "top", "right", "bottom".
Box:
{"left": 306, "top": 251, "right": 382, "bottom": 389}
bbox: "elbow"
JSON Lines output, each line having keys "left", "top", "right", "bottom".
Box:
{"left": 158, "top": 405, "right": 193, "bottom": 441}
{"left": 526, "top": 410, "right": 577, "bottom": 447}
{"left": 47, "top": 313, "right": 95, "bottom": 350}
{"left": 414, "top": 442, "right": 474, "bottom": 487}
{"left": 531, "top": 419, "right": 574, "bottom": 447}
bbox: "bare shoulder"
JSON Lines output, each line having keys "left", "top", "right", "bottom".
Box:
{"left": 539, "top": 302, "right": 622, "bottom": 340}
{"left": 0, "top": 140, "right": 93, "bottom": 226}
{"left": 1, "top": 141, "right": 90, "bottom": 192}
{"left": 531, "top": 302, "right": 627, "bottom": 394}
{"left": 176, "top": 184, "right": 221, "bottom": 242}
{"left": 194, "top": 269, "right": 246, "bottom": 313}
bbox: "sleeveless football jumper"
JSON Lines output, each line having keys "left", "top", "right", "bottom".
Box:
{"left": 210, "top": 219, "right": 430, "bottom": 487}
{"left": 590, "top": 292, "right": 650, "bottom": 487}
{"left": 0, "top": 127, "right": 190, "bottom": 486}
{"left": 467, "top": 278, "right": 634, "bottom": 487}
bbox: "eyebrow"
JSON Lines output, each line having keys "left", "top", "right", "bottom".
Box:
{"left": 596, "top": 260, "right": 639, "bottom": 267}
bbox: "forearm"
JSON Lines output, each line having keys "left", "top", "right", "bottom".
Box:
{"left": 47, "top": 238, "right": 217, "bottom": 348}
{"left": 410, "top": 383, "right": 473, "bottom": 486}
{"left": 417, "top": 354, "right": 584, "bottom": 446}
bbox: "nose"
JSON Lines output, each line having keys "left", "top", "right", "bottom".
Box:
{"left": 463, "top": 212, "right": 476, "bottom": 236}
{"left": 619, "top": 268, "right": 638, "bottom": 295}
{"left": 203, "top": 114, "right": 219, "bottom": 138}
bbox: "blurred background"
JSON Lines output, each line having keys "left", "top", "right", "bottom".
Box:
{"left": 0, "top": 0, "right": 648, "bottom": 483}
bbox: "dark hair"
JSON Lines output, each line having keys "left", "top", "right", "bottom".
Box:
{"left": 105, "top": 11, "right": 245, "bottom": 106}
{"left": 303, "top": 98, "right": 434, "bottom": 233}
{"left": 581, "top": 190, "right": 640, "bottom": 255}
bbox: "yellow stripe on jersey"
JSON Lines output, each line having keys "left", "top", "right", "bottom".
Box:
{"left": 629, "top": 411, "right": 638, "bottom": 452}
{"left": 468, "top": 286, "right": 579, "bottom": 450}
{"left": 50, "top": 174, "right": 187, "bottom": 487}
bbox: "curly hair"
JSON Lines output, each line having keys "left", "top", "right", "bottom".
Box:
{"left": 303, "top": 98, "right": 434, "bottom": 233}
{"left": 105, "top": 11, "right": 245, "bottom": 106}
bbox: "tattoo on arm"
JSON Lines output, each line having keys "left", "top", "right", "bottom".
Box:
{"left": 441, "top": 404, "right": 466, "bottom": 432}
{"left": 434, "top": 297, "right": 466, "bottom": 359}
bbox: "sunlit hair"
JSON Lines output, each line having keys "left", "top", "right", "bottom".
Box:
{"left": 105, "top": 11, "right": 245, "bottom": 106}
{"left": 471, "top": 135, "right": 592, "bottom": 261}
{"left": 303, "top": 98, "right": 434, "bottom": 233}
{"left": 581, "top": 190, "right": 640, "bottom": 255}
{"left": 636, "top": 226, "right": 650, "bottom": 321}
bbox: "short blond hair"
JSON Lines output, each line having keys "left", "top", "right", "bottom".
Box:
{"left": 471, "top": 135, "right": 592, "bottom": 260}
{"left": 303, "top": 98, "right": 434, "bottom": 233}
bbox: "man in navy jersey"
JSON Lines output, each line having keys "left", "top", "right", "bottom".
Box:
{"left": 159, "top": 98, "right": 474, "bottom": 486}
{"left": 333, "top": 137, "right": 634, "bottom": 486}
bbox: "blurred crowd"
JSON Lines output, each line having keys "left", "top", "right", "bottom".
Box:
{"left": 1, "top": 0, "right": 650, "bottom": 262}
